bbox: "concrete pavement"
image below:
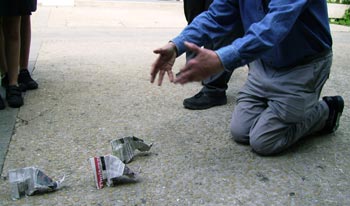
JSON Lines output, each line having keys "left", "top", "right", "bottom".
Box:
{"left": 0, "top": 1, "right": 350, "bottom": 205}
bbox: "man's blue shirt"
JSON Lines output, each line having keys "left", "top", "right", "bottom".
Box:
{"left": 172, "top": 0, "right": 332, "bottom": 71}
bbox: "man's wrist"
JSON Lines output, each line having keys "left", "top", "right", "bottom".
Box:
{"left": 169, "top": 41, "right": 178, "bottom": 56}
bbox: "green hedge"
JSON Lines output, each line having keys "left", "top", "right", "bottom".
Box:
{"left": 330, "top": 9, "right": 350, "bottom": 26}
{"left": 327, "top": 0, "right": 350, "bottom": 4}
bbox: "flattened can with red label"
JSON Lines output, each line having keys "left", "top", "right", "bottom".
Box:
{"left": 88, "top": 155, "right": 136, "bottom": 189}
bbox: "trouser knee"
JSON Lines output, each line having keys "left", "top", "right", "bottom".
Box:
{"left": 230, "top": 120, "right": 249, "bottom": 144}
{"left": 249, "top": 133, "right": 283, "bottom": 156}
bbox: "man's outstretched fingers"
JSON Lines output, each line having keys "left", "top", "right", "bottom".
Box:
{"left": 167, "top": 70, "right": 174, "bottom": 83}
{"left": 150, "top": 62, "right": 159, "bottom": 83}
{"left": 158, "top": 70, "right": 166, "bottom": 86}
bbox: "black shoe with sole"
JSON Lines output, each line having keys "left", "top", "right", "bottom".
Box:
{"left": 6, "top": 85, "right": 23, "bottom": 108}
{"left": 18, "top": 69, "right": 38, "bottom": 90}
{"left": 183, "top": 91, "right": 227, "bottom": 110}
{"left": 0, "top": 95, "right": 5, "bottom": 110}
{"left": 321, "top": 96, "right": 344, "bottom": 134}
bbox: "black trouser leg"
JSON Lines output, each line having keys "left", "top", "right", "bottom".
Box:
{"left": 183, "top": 0, "right": 240, "bottom": 96}
{"left": 183, "top": 0, "right": 210, "bottom": 24}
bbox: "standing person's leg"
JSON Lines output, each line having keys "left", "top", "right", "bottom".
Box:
{"left": 182, "top": 0, "right": 243, "bottom": 110}
{"left": 3, "top": 17, "right": 20, "bottom": 86}
{"left": 19, "top": 15, "right": 38, "bottom": 90}
{"left": 20, "top": 16, "right": 30, "bottom": 70}
{"left": 2, "top": 16, "right": 23, "bottom": 108}
{"left": 183, "top": 0, "right": 206, "bottom": 67}
{"left": 204, "top": 0, "right": 212, "bottom": 9}
{"left": 183, "top": 0, "right": 206, "bottom": 24}
{"left": 201, "top": 0, "right": 236, "bottom": 96}
{"left": 184, "top": 43, "right": 236, "bottom": 110}
{"left": 199, "top": 27, "right": 241, "bottom": 96}
{"left": 183, "top": 27, "right": 243, "bottom": 110}
{"left": 0, "top": 17, "right": 7, "bottom": 109}
{"left": 0, "top": 18, "right": 7, "bottom": 75}
{"left": 1, "top": 17, "right": 9, "bottom": 86}
{"left": 231, "top": 52, "right": 343, "bottom": 155}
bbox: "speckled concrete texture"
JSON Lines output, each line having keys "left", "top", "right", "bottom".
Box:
{"left": 0, "top": 2, "right": 349, "bottom": 205}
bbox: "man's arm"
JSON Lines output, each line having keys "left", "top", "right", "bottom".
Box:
{"left": 217, "top": 0, "right": 309, "bottom": 71}
{"left": 172, "top": 0, "right": 242, "bottom": 57}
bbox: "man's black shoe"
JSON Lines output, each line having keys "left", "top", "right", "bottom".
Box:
{"left": 183, "top": 91, "right": 227, "bottom": 110}
{"left": 6, "top": 85, "right": 23, "bottom": 108}
{"left": 0, "top": 95, "right": 5, "bottom": 110}
{"left": 18, "top": 69, "right": 38, "bottom": 90}
{"left": 1, "top": 73, "right": 9, "bottom": 88}
{"left": 321, "top": 96, "right": 344, "bottom": 134}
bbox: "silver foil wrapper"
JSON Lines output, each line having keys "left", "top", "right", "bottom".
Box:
{"left": 111, "top": 136, "right": 153, "bottom": 163}
{"left": 8, "top": 167, "right": 65, "bottom": 200}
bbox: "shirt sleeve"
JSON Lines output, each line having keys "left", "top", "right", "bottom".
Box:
{"left": 172, "top": 0, "right": 241, "bottom": 57}
{"left": 173, "top": 0, "right": 310, "bottom": 72}
{"left": 217, "top": 0, "right": 309, "bottom": 71}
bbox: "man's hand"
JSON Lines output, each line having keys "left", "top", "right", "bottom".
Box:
{"left": 150, "top": 42, "right": 177, "bottom": 86}
{"left": 174, "top": 41, "right": 224, "bottom": 84}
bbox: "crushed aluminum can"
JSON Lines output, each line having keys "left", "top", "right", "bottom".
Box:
{"left": 110, "top": 136, "right": 153, "bottom": 163}
{"left": 8, "top": 167, "right": 65, "bottom": 200}
{"left": 88, "top": 155, "right": 136, "bottom": 189}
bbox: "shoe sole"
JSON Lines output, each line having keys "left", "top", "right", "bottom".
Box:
{"left": 332, "top": 96, "right": 344, "bottom": 132}
{"left": 183, "top": 100, "right": 227, "bottom": 110}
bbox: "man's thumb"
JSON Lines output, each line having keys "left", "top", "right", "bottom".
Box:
{"left": 153, "top": 48, "right": 163, "bottom": 54}
{"left": 184, "top": 41, "right": 200, "bottom": 53}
